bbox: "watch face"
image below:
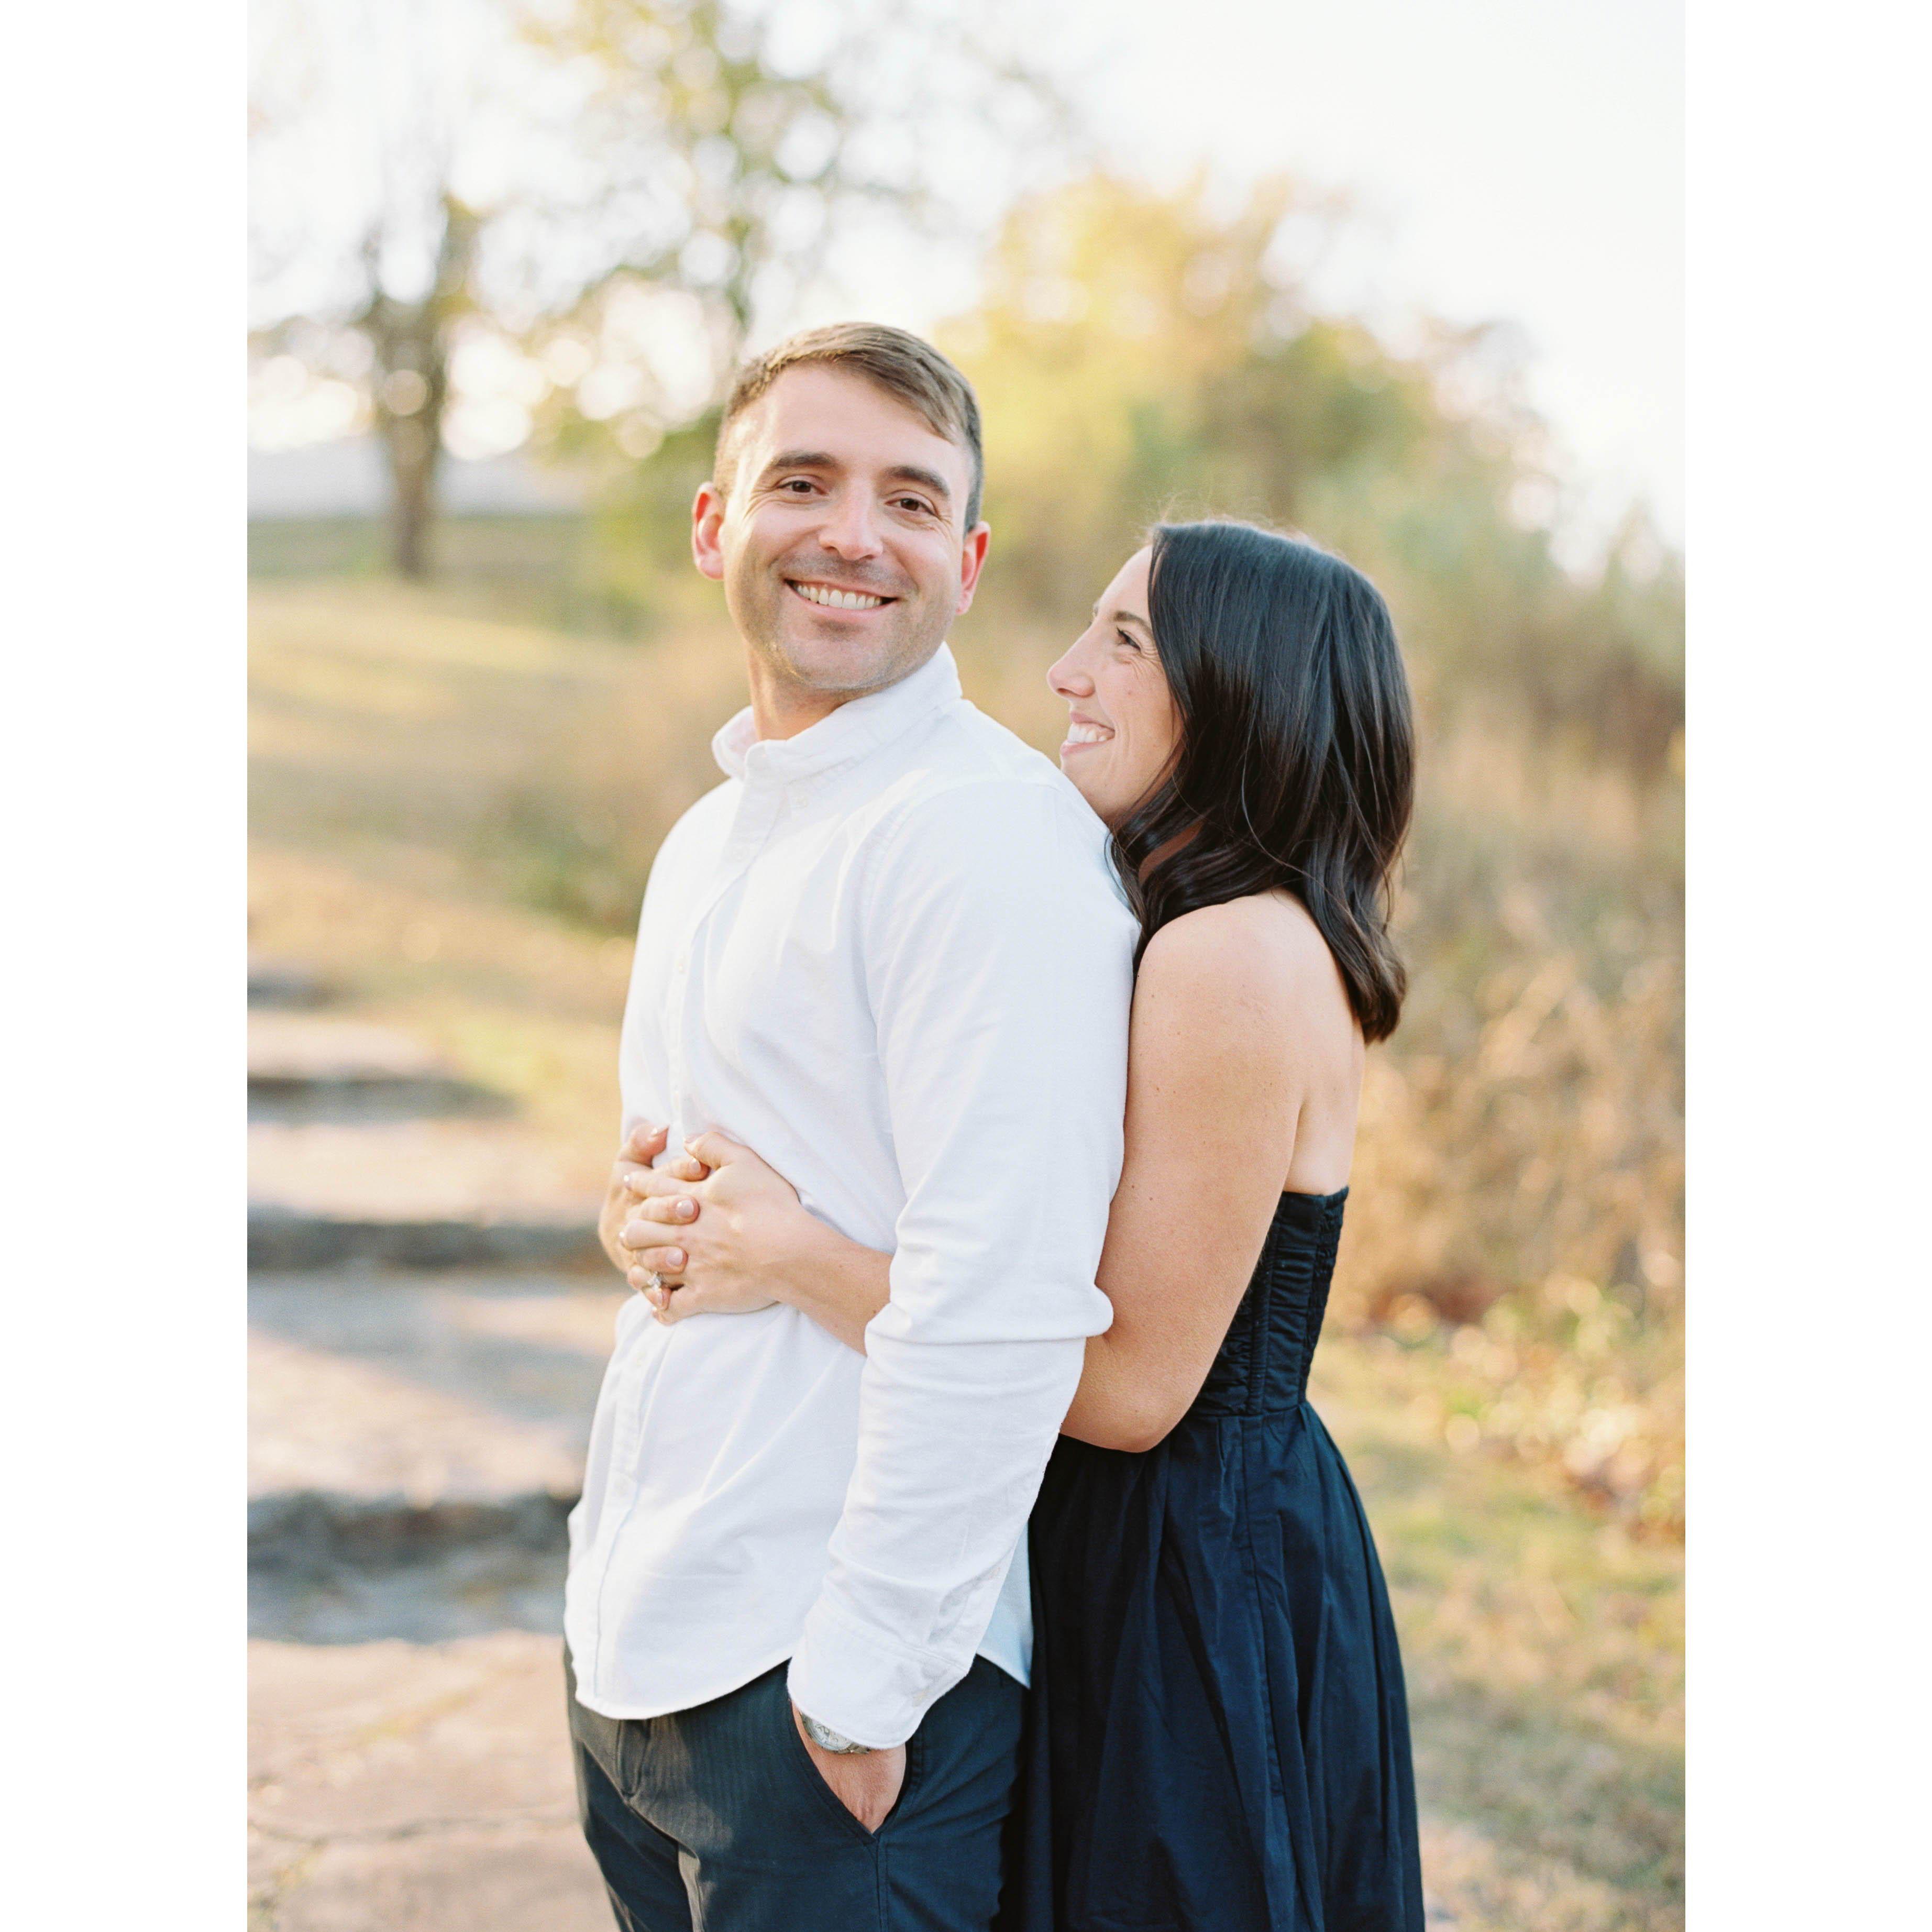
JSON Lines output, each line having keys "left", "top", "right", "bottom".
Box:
{"left": 803, "top": 1715, "right": 868, "bottom": 1753}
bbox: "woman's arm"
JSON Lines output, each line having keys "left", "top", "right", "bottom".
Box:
{"left": 623, "top": 901, "right": 1345, "bottom": 1454}
{"left": 1057, "top": 902, "right": 1321, "bottom": 1451}
{"left": 620, "top": 1134, "right": 892, "bottom": 1351}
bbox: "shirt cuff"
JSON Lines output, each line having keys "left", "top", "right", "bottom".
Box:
{"left": 785, "top": 1600, "right": 960, "bottom": 1750}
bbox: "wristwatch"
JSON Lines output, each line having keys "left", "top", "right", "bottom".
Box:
{"left": 798, "top": 1710, "right": 875, "bottom": 1755}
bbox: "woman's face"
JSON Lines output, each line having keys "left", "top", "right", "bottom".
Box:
{"left": 1046, "top": 546, "right": 1182, "bottom": 828}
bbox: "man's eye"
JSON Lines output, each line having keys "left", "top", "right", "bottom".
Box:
{"left": 892, "top": 496, "right": 935, "bottom": 515}
{"left": 780, "top": 478, "right": 817, "bottom": 494}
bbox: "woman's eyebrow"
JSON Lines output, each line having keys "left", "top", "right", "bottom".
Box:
{"left": 1109, "top": 608, "right": 1152, "bottom": 632}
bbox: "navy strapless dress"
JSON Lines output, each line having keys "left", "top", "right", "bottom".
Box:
{"left": 1001, "top": 1189, "right": 1425, "bottom": 1932}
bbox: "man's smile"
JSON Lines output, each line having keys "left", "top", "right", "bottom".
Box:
{"left": 787, "top": 578, "right": 897, "bottom": 612}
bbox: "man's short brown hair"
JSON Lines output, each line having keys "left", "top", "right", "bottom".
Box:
{"left": 714, "top": 323, "right": 985, "bottom": 529}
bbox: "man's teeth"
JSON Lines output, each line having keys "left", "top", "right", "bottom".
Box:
{"left": 1065, "top": 723, "right": 1112, "bottom": 745}
{"left": 794, "top": 582, "right": 887, "bottom": 610}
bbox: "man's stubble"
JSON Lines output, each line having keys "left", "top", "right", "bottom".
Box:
{"left": 724, "top": 538, "right": 953, "bottom": 710}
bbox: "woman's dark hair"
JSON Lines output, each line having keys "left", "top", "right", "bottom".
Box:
{"left": 1115, "top": 520, "right": 1416, "bottom": 1042}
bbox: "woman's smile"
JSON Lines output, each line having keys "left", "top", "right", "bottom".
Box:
{"left": 1061, "top": 713, "right": 1116, "bottom": 754}
{"left": 1046, "top": 547, "right": 1179, "bottom": 827}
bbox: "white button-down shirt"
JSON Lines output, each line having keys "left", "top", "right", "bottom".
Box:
{"left": 564, "top": 646, "right": 1137, "bottom": 1748}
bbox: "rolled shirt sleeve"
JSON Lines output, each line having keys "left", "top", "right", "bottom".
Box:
{"left": 785, "top": 778, "right": 1136, "bottom": 1747}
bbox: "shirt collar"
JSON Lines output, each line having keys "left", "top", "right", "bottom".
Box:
{"left": 711, "top": 645, "right": 964, "bottom": 789}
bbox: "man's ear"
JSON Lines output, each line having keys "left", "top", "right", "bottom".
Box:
{"left": 692, "top": 481, "right": 727, "bottom": 581}
{"left": 954, "top": 522, "right": 992, "bottom": 616}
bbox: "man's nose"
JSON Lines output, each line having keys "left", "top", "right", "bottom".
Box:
{"left": 816, "top": 489, "right": 884, "bottom": 559}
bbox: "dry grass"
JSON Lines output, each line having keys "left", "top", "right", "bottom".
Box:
{"left": 249, "top": 573, "right": 1683, "bottom": 1930}
{"left": 1315, "top": 1337, "right": 1683, "bottom": 1929}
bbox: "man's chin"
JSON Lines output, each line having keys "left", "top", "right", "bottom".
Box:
{"left": 766, "top": 625, "right": 936, "bottom": 695}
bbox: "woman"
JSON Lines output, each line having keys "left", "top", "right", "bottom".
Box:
{"left": 615, "top": 520, "right": 1425, "bottom": 1931}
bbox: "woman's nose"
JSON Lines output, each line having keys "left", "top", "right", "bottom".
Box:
{"left": 1046, "top": 651, "right": 1092, "bottom": 697}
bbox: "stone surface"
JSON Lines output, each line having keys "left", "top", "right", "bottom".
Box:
{"left": 249, "top": 1121, "right": 602, "bottom": 1268}
{"left": 249, "top": 956, "right": 336, "bottom": 1010}
{"left": 250, "top": 1015, "right": 454, "bottom": 1083}
{"left": 244, "top": 979, "right": 626, "bottom": 1924}
{"left": 250, "top": 1273, "right": 624, "bottom": 1577}
{"left": 249, "top": 1015, "right": 509, "bottom": 1123}
{"left": 250, "top": 1209, "right": 603, "bottom": 1273}
{"left": 250, "top": 1329, "right": 584, "bottom": 1506}
{"left": 252, "top": 1541, "right": 571, "bottom": 1646}
{"left": 250, "top": 1123, "right": 605, "bottom": 1224}
{"left": 250, "top": 1273, "right": 622, "bottom": 1495}
{"left": 249, "top": 1633, "right": 611, "bottom": 1932}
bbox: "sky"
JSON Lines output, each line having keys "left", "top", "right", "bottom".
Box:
{"left": 253, "top": 0, "right": 1683, "bottom": 559}
{"left": 1088, "top": 0, "right": 1684, "bottom": 549}
{"left": 818, "top": 0, "right": 1682, "bottom": 558}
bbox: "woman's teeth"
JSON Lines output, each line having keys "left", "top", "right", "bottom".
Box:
{"left": 793, "top": 582, "right": 887, "bottom": 610}
{"left": 1065, "top": 723, "right": 1113, "bottom": 745}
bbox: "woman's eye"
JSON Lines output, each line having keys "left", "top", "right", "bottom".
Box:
{"left": 1117, "top": 628, "right": 1143, "bottom": 653}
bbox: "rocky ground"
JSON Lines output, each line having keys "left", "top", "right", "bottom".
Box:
{"left": 248, "top": 958, "right": 614, "bottom": 1928}
{"left": 249, "top": 1633, "right": 609, "bottom": 1930}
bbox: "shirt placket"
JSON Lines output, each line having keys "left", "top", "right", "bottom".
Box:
{"left": 663, "top": 769, "right": 789, "bottom": 1151}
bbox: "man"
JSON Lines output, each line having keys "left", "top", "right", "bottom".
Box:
{"left": 564, "top": 323, "right": 1138, "bottom": 1930}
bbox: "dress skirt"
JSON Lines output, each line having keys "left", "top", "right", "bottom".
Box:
{"left": 999, "top": 1189, "right": 1425, "bottom": 1932}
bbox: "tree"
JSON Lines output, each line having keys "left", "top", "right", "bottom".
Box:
{"left": 353, "top": 194, "right": 480, "bottom": 579}
{"left": 939, "top": 172, "right": 1682, "bottom": 770}
{"left": 249, "top": 0, "right": 1069, "bottom": 579}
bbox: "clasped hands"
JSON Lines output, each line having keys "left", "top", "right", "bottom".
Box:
{"left": 603, "top": 1120, "right": 804, "bottom": 1324}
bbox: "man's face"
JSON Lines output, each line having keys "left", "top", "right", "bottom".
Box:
{"left": 692, "top": 365, "right": 989, "bottom": 725}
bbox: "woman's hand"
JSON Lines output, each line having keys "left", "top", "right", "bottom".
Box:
{"left": 619, "top": 1129, "right": 818, "bottom": 1326}
{"left": 599, "top": 1120, "right": 670, "bottom": 1279}
{"left": 613, "top": 1123, "right": 895, "bottom": 1352}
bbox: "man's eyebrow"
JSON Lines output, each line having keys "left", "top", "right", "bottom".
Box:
{"left": 760, "top": 449, "right": 840, "bottom": 477}
{"left": 882, "top": 465, "right": 952, "bottom": 502}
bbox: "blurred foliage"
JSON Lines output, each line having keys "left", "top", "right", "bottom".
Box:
{"left": 938, "top": 172, "right": 1682, "bottom": 774}
{"left": 598, "top": 169, "right": 1683, "bottom": 771}
{"left": 251, "top": 0, "right": 1068, "bottom": 576}
{"left": 580, "top": 412, "right": 725, "bottom": 630}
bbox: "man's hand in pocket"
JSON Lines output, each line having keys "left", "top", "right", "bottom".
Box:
{"left": 793, "top": 1706, "right": 907, "bottom": 1833}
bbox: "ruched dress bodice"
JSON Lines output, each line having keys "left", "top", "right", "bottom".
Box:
{"left": 1000, "top": 1190, "right": 1425, "bottom": 1932}
{"left": 1187, "top": 1186, "right": 1346, "bottom": 1419}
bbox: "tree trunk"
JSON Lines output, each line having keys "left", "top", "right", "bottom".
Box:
{"left": 361, "top": 193, "right": 477, "bottom": 583}
{"left": 385, "top": 413, "right": 439, "bottom": 580}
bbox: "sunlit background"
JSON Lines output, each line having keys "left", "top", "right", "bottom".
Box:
{"left": 247, "top": 4, "right": 1683, "bottom": 1927}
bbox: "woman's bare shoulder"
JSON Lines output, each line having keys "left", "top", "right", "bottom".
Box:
{"left": 1134, "top": 897, "right": 1356, "bottom": 1092}
{"left": 1138, "top": 894, "right": 1348, "bottom": 1013}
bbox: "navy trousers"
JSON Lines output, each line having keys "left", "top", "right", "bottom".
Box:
{"left": 566, "top": 1650, "right": 1024, "bottom": 1931}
